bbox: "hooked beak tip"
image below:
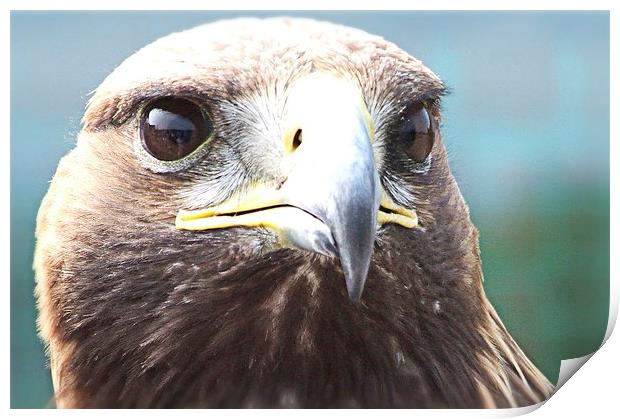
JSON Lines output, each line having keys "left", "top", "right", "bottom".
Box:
{"left": 341, "top": 248, "right": 373, "bottom": 302}
{"left": 346, "top": 281, "right": 364, "bottom": 302}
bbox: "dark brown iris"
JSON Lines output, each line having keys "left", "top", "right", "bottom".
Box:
{"left": 140, "top": 97, "right": 211, "bottom": 161}
{"left": 400, "top": 105, "right": 435, "bottom": 163}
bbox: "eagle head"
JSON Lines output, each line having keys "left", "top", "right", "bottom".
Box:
{"left": 34, "top": 17, "right": 553, "bottom": 408}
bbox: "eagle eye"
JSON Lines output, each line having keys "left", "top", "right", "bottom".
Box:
{"left": 140, "top": 97, "right": 211, "bottom": 161}
{"left": 400, "top": 105, "right": 435, "bottom": 163}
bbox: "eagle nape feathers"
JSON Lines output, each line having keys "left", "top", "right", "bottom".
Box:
{"left": 34, "top": 17, "right": 554, "bottom": 408}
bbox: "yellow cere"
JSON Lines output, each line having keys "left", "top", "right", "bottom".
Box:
{"left": 358, "top": 95, "right": 376, "bottom": 143}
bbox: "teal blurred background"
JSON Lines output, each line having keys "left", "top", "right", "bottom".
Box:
{"left": 10, "top": 11, "right": 609, "bottom": 408}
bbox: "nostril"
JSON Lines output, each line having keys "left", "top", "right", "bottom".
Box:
{"left": 292, "top": 129, "right": 302, "bottom": 150}
{"left": 276, "top": 176, "right": 287, "bottom": 190}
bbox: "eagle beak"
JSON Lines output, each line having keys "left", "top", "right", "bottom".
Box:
{"left": 176, "top": 74, "right": 417, "bottom": 301}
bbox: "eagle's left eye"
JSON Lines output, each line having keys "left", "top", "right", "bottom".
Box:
{"left": 399, "top": 105, "right": 435, "bottom": 163}
{"left": 140, "top": 97, "right": 211, "bottom": 161}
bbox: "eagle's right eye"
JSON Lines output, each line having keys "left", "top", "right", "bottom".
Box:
{"left": 140, "top": 97, "right": 211, "bottom": 161}
{"left": 399, "top": 105, "right": 435, "bottom": 164}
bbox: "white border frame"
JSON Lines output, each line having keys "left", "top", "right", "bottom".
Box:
{"left": 3, "top": 1, "right": 617, "bottom": 417}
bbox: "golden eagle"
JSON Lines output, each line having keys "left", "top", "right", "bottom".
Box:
{"left": 34, "top": 17, "right": 553, "bottom": 408}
